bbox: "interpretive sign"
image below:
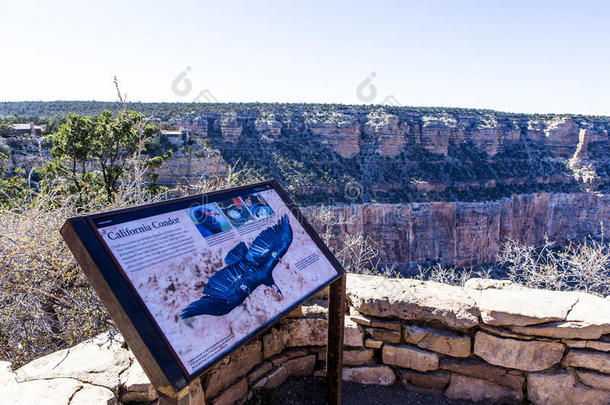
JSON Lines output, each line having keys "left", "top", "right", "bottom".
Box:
{"left": 60, "top": 180, "right": 345, "bottom": 401}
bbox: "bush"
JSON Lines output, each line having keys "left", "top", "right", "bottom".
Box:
{"left": 0, "top": 163, "right": 263, "bottom": 367}
{"left": 414, "top": 263, "right": 493, "bottom": 286}
{"left": 0, "top": 141, "right": 9, "bottom": 157}
{"left": 413, "top": 233, "right": 609, "bottom": 297}
{"left": 0, "top": 188, "right": 115, "bottom": 366}
{"left": 306, "top": 207, "right": 397, "bottom": 276}
{"left": 497, "top": 234, "right": 609, "bottom": 296}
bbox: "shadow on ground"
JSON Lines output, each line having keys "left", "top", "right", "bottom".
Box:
{"left": 269, "top": 376, "right": 477, "bottom": 405}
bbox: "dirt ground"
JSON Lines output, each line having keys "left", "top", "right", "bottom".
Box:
{"left": 270, "top": 377, "right": 477, "bottom": 405}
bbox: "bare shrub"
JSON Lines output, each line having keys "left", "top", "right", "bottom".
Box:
{"left": 0, "top": 186, "right": 145, "bottom": 366}
{"left": 173, "top": 162, "right": 262, "bottom": 196}
{"left": 497, "top": 234, "right": 609, "bottom": 296}
{"left": 304, "top": 206, "right": 398, "bottom": 276}
{"left": 413, "top": 233, "right": 609, "bottom": 297}
{"left": 0, "top": 160, "right": 262, "bottom": 366}
{"left": 414, "top": 263, "right": 492, "bottom": 286}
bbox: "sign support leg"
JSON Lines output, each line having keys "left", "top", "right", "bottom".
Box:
{"left": 158, "top": 378, "right": 206, "bottom": 405}
{"left": 326, "top": 274, "right": 345, "bottom": 405}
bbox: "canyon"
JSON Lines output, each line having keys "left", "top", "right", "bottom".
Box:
{"left": 1, "top": 103, "right": 609, "bottom": 267}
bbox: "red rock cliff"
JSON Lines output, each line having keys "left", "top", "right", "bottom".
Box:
{"left": 306, "top": 192, "right": 610, "bottom": 267}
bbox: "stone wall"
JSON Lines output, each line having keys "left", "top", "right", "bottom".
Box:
{"left": 3, "top": 274, "right": 610, "bottom": 404}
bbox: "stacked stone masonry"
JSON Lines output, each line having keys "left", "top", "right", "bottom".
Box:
{"left": 3, "top": 274, "right": 610, "bottom": 404}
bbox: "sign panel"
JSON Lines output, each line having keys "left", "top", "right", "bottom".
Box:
{"left": 65, "top": 181, "right": 342, "bottom": 389}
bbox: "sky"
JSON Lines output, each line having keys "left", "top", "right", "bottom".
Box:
{"left": 1, "top": 0, "right": 609, "bottom": 115}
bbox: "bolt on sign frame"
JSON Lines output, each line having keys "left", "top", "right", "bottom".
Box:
{"left": 60, "top": 180, "right": 345, "bottom": 405}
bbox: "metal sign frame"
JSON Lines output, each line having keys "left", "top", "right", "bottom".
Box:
{"left": 60, "top": 180, "right": 345, "bottom": 404}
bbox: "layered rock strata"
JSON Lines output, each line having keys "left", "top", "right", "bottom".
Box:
{"left": 305, "top": 192, "right": 610, "bottom": 267}
{"left": 4, "top": 105, "right": 610, "bottom": 203}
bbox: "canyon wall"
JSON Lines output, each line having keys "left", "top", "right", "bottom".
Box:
{"left": 175, "top": 107, "right": 610, "bottom": 204}
{"left": 154, "top": 152, "right": 228, "bottom": 187}
{"left": 305, "top": 192, "right": 610, "bottom": 268}
{"left": 5, "top": 274, "right": 610, "bottom": 404}
{"left": 3, "top": 103, "right": 609, "bottom": 204}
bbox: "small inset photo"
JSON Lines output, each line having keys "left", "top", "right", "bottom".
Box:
{"left": 243, "top": 193, "right": 274, "bottom": 220}
{"left": 189, "top": 203, "right": 232, "bottom": 237}
{"left": 217, "top": 197, "right": 254, "bottom": 227}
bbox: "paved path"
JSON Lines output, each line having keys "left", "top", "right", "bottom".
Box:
{"left": 271, "top": 377, "right": 477, "bottom": 405}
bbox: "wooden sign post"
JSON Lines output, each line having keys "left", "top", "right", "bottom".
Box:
{"left": 326, "top": 275, "right": 346, "bottom": 405}
{"left": 157, "top": 379, "right": 205, "bottom": 405}
{"left": 61, "top": 181, "right": 345, "bottom": 404}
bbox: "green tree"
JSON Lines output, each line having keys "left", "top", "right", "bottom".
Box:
{"left": 45, "top": 114, "right": 95, "bottom": 202}
{"left": 0, "top": 155, "right": 28, "bottom": 206}
{"left": 45, "top": 110, "right": 171, "bottom": 203}
{"left": 0, "top": 123, "right": 14, "bottom": 137}
{"left": 44, "top": 115, "right": 65, "bottom": 134}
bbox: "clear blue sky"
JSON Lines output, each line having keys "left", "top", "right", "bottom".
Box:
{"left": 2, "top": 0, "right": 609, "bottom": 115}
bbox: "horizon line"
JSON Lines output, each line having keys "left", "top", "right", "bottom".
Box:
{"left": 1, "top": 100, "right": 609, "bottom": 119}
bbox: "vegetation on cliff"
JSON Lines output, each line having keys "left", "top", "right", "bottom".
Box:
{"left": 3, "top": 100, "right": 610, "bottom": 121}
{"left": 2, "top": 102, "right": 608, "bottom": 205}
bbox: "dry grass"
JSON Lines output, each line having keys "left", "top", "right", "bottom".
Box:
{"left": 413, "top": 233, "right": 609, "bottom": 297}
{"left": 0, "top": 186, "right": 141, "bottom": 365}
{"left": 0, "top": 167, "right": 260, "bottom": 366}
{"left": 497, "top": 234, "right": 609, "bottom": 296}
